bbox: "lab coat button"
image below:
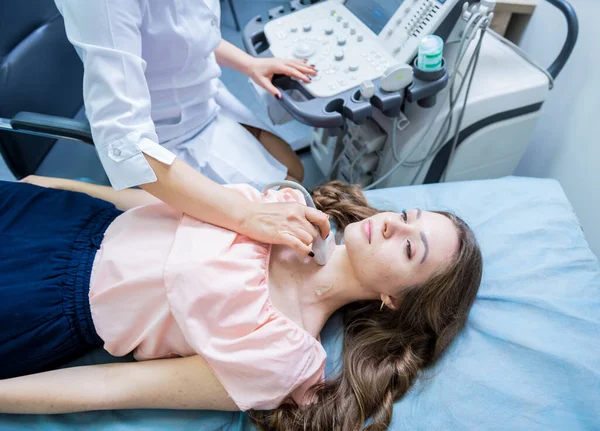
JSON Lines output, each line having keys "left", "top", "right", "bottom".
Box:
{"left": 211, "top": 19, "right": 217, "bottom": 26}
{"left": 112, "top": 148, "right": 122, "bottom": 157}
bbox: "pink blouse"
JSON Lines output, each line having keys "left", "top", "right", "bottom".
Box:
{"left": 89, "top": 185, "right": 327, "bottom": 411}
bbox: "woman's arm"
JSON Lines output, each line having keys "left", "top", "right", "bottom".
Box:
{"left": 0, "top": 355, "right": 237, "bottom": 414}
{"left": 20, "top": 176, "right": 161, "bottom": 211}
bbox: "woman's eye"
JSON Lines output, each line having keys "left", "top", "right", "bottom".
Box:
{"left": 402, "top": 211, "right": 408, "bottom": 223}
{"left": 406, "top": 240, "right": 412, "bottom": 259}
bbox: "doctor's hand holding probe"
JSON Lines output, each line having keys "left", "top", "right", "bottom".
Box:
{"left": 50, "top": 0, "right": 328, "bottom": 256}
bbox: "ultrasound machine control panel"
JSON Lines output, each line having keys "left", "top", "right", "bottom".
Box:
{"left": 263, "top": 0, "right": 455, "bottom": 98}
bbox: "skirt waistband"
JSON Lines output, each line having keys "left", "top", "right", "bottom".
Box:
{"left": 66, "top": 206, "right": 122, "bottom": 347}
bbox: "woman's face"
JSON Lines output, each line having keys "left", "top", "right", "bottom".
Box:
{"left": 344, "top": 210, "right": 460, "bottom": 297}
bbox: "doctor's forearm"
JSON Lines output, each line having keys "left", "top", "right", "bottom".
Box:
{"left": 141, "top": 156, "right": 249, "bottom": 232}
{"left": 214, "top": 39, "right": 255, "bottom": 75}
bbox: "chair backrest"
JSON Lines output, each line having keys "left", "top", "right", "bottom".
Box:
{"left": 0, "top": 0, "right": 84, "bottom": 179}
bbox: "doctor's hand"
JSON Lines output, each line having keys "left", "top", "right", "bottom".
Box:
{"left": 240, "top": 201, "right": 331, "bottom": 256}
{"left": 246, "top": 57, "right": 317, "bottom": 99}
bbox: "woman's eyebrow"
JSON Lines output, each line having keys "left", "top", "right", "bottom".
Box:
{"left": 414, "top": 209, "right": 428, "bottom": 264}
{"left": 420, "top": 231, "right": 429, "bottom": 265}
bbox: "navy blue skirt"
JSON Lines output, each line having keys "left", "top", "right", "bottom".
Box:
{"left": 0, "top": 181, "right": 122, "bottom": 378}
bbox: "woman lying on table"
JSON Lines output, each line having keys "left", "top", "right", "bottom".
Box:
{"left": 0, "top": 176, "right": 482, "bottom": 430}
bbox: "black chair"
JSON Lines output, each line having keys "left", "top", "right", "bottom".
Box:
{"left": 0, "top": 0, "right": 243, "bottom": 181}
{"left": 0, "top": 0, "right": 96, "bottom": 180}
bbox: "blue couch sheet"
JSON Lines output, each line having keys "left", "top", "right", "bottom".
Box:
{"left": 1, "top": 176, "right": 599, "bottom": 430}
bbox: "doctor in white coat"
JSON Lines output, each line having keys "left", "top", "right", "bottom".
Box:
{"left": 48, "top": 0, "right": 329, "bottom": 257}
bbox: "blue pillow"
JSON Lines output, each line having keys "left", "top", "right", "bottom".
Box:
{"left": 362, "top": 176, "right": 600, "bottom": 430}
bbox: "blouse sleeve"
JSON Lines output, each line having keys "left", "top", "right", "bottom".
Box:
{"left": 197, "top": 318, "right": 326, "bottom": 411}
{"left": 166, "top": 267, "right": 327, "bottom": 410}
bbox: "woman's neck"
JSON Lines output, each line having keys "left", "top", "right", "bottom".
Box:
{"left": 268, "top": 245, "right": 379, "bottom": 336}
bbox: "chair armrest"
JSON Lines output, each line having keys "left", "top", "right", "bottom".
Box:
{"left": 10, "top": 112, "right": 93, "bottom": 144}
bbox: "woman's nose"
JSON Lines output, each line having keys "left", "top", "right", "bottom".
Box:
{"left": 383, "top": 217, "right": 415, "bottom": 238}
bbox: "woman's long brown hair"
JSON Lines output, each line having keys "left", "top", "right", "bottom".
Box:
{"left": 250, "top": 181, "right": 483, "bottom": 430}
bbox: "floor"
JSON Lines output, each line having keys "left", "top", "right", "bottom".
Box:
{"left": 0, "top": 0, "right": 325, "bottom": 188}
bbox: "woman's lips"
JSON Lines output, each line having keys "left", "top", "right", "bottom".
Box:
{"left": 363, "top": 220, "right": 372, "bottom": 244}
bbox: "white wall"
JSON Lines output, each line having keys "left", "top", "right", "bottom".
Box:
{"left": 515, "top": 0, "right": 600, "bottom": 258}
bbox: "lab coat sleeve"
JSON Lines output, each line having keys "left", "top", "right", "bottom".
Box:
{"left": 55, "top": 0, "right": 176, "bottom": 190}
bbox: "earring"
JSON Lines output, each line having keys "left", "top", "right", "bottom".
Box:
{"left": 380, "top": 301, "right": 385, "bottom": 311}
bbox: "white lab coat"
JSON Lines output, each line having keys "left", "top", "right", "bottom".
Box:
{"left": 55, "top": 0, "right": 287, "bottom": 190}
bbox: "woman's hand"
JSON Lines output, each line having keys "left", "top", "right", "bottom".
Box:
{"left": 246, "top": 57, "right": 317, "bottom": 99}
{"left": 241, "top": 201, "right": 331, "bottom": 256}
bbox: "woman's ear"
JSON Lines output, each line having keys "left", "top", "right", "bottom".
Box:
{"left": 380, "top": 294, "right": 398, "bottom": 311}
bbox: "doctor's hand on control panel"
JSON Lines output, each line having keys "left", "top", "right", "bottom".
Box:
{"left": 248, "top": 57, "right": 316, "bottom": 99}
{"left": 214, "top": 39, "right": 317, "bottom": 99}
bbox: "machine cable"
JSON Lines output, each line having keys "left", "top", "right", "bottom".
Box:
{"left": 364, "top": 6, "right": 490, "bottom": 190}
